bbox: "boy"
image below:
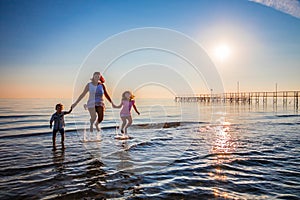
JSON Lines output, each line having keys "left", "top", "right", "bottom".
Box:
{"left": 50, "top": 103, "right": 72, "bottom": 151}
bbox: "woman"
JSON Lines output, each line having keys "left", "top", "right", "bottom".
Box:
{"left": 72, "top": 72, "right": 112, "bottom": 132}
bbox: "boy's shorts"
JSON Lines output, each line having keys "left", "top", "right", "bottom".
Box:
{"left": 53, "top": 128, "right": 65, "bottom": 134}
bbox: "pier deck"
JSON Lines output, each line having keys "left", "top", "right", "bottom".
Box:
{"left": 175, "top": 91, "right": 299, "bottom": 109}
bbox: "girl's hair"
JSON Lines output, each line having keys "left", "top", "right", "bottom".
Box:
{"left": 90, "top": 72, "right": 105, "bottom": 83}
{"left": 122, "top": 91, "right": 134, "bottom": 101}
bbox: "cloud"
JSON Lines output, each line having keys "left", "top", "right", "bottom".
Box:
{"left": 250, "top": 0, "right": 300, "bottom": 19}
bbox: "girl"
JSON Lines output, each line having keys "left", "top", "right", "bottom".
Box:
{"left": 113, "top": 91, "right": 140, "bottom": 135}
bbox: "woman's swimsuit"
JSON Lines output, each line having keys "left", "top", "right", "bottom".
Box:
{"left": 87, "top": 82, "right": 104, "bottom": 108}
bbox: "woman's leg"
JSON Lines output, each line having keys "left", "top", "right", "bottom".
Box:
{"left": 120, "top": 117, "right": 127, "bottom": 134}
{"left": 95, "top": 106, "right": 104, "bottom": 123}
{"left": 88, "top": 107, "right": 97, "bottom": 132}
{"left": 124, "top": 116, "right": 132, "bottom": 134}
{"left": 95, "top": 106, "right": 104, "bottom": 131}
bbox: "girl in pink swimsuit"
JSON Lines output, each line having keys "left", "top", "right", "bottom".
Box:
{"left": 113, "top": 91, "right": 140, "bottom": 135}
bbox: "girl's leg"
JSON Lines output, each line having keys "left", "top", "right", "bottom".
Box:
{"left": 88, "top": 107, "right": 97, "bottom": 132}
{"left": 120, "top": 117, "right": 127, "bottom": 134}
{"left": 124, "top": 116, "right": 132, "bottom": 134}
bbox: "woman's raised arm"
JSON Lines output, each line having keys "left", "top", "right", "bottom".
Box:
{"left": 112, "top": 102, "right": 122, "bottom": 109}
{"left": 72, "top": 84, "right": 89, "bottom": 109}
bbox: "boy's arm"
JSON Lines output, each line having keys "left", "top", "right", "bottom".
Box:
{"left": 64, "top": 107, "right": 73, "bottom": 115}
{"left": 50, "top": 115, "right": 54, "bottom": 129}
{"left": 103, "top": 84, "right": 112, "bottom": 104}
{"left": 133, "top": 104, "right": 140, "bottom": 115}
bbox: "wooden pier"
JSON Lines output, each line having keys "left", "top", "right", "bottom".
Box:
{"left": 175, "top": 91, "right": 299, "bottom": 110}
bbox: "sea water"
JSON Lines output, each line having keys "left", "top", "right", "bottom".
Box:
{"left": 0, "top": 98, "right": 299, "bottom": 199}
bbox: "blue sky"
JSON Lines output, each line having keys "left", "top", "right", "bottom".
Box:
{"left": 0, "top": 0, "right": 299, "bottom": 98}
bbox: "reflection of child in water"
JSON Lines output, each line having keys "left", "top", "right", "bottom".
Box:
{"left": 50, "top": 103, "right": 72, "bottom": 151}
{"left": 113, "top": 91, "right": 140, "bottom": 135}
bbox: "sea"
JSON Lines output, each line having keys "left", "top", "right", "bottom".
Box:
{"left": 0, "top": 98, "right": 299, "bottom": 200}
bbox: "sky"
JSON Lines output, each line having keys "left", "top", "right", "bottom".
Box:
{"left": 0, "top": 0, "right": 299, "bottom": 99}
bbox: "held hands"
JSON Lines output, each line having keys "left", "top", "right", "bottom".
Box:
{"left": 71, "top": 103, "right": 77, "bottom": 109}
{"left": 136, "top": 111, "right": 140, "bottom": 115}
{"left": 111, "top": 102, "right": 118, "bottom": 108}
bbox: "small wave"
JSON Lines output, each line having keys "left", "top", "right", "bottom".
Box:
{"left": 275, "top": 122, "right": 298, "bottom": 126}
{"left": 277, "top": 194, "right": 300, "bottom": 200}
{"left": 0, "top": 129, "right": 78, "bottom": 139}
{"left": 0, "top": 121, "right": 201, "bottom": 134}
{"left": 135, "top": 121, "right": 203, "bottom": 129}
{"left": 135, "top": 122, "right": 180, "bottom": 129}
{"left": 0, "top": 121, "right": 201, "bottom": 140}
{"left": 0, "top": 119, "right": 45, "bottom": 125}
{"left": 0, "top": 114, "right": 45, "bottom": 119}
{"left": 0, "top": 125, "right": 47, "bottom": 132}
{"left": 0, "top": 122, "right": 78, "bottom": 132}
{"left": 0, "top": 162, "right": 55, "bottom": 176}
{"left": 125, "top": 141, "right": 154, "bottom": 151}
{"left": 276, "top": 114, "right": 299, "bottom": 118}
{"left": 0, "top": 131, "right": 51, "bottom": 139}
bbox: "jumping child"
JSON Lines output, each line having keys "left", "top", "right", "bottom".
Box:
{"left": 113, "top": 91, "right": 140, "bottom": 136}
{"left": 50, "top": 103, "right": 72, "bottom": 150}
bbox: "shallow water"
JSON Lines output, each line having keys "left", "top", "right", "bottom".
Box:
{"left": 0, "top": 98, "right": 299, "bottom": 199}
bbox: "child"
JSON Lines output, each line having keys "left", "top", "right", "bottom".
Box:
{"left": 50, "top": 103, "right": 72, "bottom": 151}
{"left": 113, "top": 91, "right": 140, "bottom": 135}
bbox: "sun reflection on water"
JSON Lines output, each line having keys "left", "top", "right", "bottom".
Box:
{"left": 208, "top": 118, "right": 238, "bottom": 199}
{"left": 213, "top": 123, "right": 236, "bottom": 155}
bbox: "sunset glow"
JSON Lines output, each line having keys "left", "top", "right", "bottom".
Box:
{"left": 0, "top": 0, "right": 299, "bottom": 98}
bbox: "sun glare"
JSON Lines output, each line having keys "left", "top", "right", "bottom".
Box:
{"left": 214, "top": 44, "right": 231, "bottom": 61}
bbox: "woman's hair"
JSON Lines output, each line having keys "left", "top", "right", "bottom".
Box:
{"left": 90, "top": 72, "right": 105, "bottom": 83}
{"left": 122, "top": 91, "right": 134, "bottom": 101}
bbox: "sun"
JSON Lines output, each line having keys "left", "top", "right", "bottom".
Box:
{"left": 214, "top": 44, "right": 231, "bottom": 61}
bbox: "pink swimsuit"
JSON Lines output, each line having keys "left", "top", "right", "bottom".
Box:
{"left": 120, "top": 100, "right": 135, "bottom": 117}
